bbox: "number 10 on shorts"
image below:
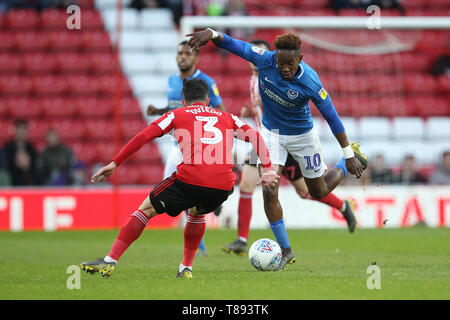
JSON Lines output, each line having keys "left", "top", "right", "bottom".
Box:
{"left": 304, "top": 153, "right": 321, "bottom": 171}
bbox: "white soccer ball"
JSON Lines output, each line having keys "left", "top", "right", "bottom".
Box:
{"left": 248, "top": 238, "right": 282, "bottom": 271}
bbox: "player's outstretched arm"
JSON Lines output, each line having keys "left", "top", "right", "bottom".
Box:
{"left": 334, "top": 132, "right": 364, "bottom": 178}
{"left": 90, "top": 161, "right": 117, "bottom": 183}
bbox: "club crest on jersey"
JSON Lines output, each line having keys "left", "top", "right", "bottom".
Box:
{"left": 251, "top": 46, "right": 265, "bottom": 55}
{"left": 287, "top": 89, "right": 299, "bottom": 100}
{"left": 318, "top": 87, "right": 328, "bottom": 100}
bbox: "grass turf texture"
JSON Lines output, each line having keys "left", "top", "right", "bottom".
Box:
{"left": 0, "top": 228, "right": 449, "bottom": 300}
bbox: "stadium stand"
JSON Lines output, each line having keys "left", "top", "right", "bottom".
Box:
{"left": 0, "top": 1, "right": 163, "bottom": 185}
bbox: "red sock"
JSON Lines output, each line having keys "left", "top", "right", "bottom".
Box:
{"left": 237, "top": 192, "right": 253, "bottom": 241}
{"left": 108, "top": 210, "right": 149, "bottom": 261}
{"left": 182, "top": 214, "right": 206, "bottom": 267}
{"left": 307, "top": 192, "right": 344, "bottom": 211}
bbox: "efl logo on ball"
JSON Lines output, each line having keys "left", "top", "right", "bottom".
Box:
{"left": 249, "top": 238, "right": 282, "bottom": 271}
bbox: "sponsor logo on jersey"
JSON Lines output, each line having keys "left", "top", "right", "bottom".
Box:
{"left": 287, "top": 89, "right": 299, "bottom": 100}
{"left": 251, "top": 46, "right": 265, "bottom": 55}
{"left": 212, "top": 83, "right": 220, "bottom": 96}
{"left": 318, "top": 87, "right": 328, "bottom": 100}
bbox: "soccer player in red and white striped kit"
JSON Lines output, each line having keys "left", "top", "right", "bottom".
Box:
{"left": 80, "top": 79, "right": 279, "bottom": 279}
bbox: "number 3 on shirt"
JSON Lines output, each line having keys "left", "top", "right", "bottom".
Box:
{"left": 196, "top": 116, "right": 223, "bottom": 145}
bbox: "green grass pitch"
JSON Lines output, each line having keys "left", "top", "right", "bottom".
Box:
{"left": 1, "top": 228, "right": 449, "bottom": 300}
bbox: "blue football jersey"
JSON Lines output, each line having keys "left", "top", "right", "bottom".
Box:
{"left": 217, "top": 34, "right": 344, "bottom": 136}
{"left": 167, "top": 69, "right": 223, "bottom": 111}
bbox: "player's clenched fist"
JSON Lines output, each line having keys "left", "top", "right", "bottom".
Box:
{"left": 90, "top": 161, "right": 117, "bottom": 183}
{"left": 345, "top": 157, "right": 364, "bottom": 179}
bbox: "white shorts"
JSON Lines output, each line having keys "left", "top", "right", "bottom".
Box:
{"left": 259, "top": 125, "right": 327, "bottom": 179}
{"left": 163, "top": 144, "right": 183, "bottom": 179}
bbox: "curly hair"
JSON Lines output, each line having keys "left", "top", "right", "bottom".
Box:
{"left": 274, "top": 33, "right": 301, "bottom": 51}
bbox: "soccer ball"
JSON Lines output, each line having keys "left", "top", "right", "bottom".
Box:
{"left": 248, "top": 238, "right": 282, "bottom": 271}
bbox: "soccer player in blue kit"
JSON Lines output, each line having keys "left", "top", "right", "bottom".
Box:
{"left": 146, "top": 40, "right": 225, "bottom": 255}
{"left": 186, "top": 29, "right": 368, "bottom": 270}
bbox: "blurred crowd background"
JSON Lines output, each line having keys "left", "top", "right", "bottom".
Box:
{"left": 0, "top": 0, "right": 448, "bottom": 187}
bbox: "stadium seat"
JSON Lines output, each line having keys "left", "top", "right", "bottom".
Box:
{"left": 0, "top": 32, "right": 16, "bottom": 51}
{"left": 116, "top": 165, "right": 142, "bottom": 185}
{"left": 41, "top": 98, "right": 78, "bottom": 118}
{"left": 120, "top": 52, "right": 157, "bottom": 75}
{"left": 120, "top": 97, "right": 142, "bottom": 119}
{"left": 22, "top": 53, "right": 58, "bottom": 73}
{"left": 65, "top": 75, "right": 100, "bottom": 96}
{"left": 33, "top": 75, "right": 68, "bottom": 96}
{"left": 27, "top": 120, "right": 50, "bottom": 143}
{"left": 426, "top": 117, "right": 450, "bottom": 141}
{"left": 95, "top": 142, "right": 118, "bottom": 162}
{"left": 226, "top": 55, "right": 250, "bottom": 73}
{"left": 85, "top": 119, "right": 115, "bottom": 140}
{"left": 76, "top": 98, "right": 112, "bottom": 118}
{"left": 0, "top": 53, "right": 22, "bottom": 73}
{"left": 358, "top": 117, "right": 392, "bottom": 140}
{"left": 7, "top": 98, "right": 42, "bottom": 120}
{"left": 392, "top": 117, "right": 425, "bottom": 140}
{"left": 97, "top": 74, "right": 133, "bottom": 96}
{"left": 117, "top": 31, "right": 147, "bottom": 51}
{"left": 121, "top": 119, "right": 147, "bottom": 140}
{"left": 15, "top": 32, "right": 49, "bottom": 51}
{"left": 372, "top": 75, "right": 403, "bottom": 94}
{"left": 129, "top": 142, "right": 162, "bottom": 164}
{"left": 138, "top": 164, "right": 165, "bottom": 185}
{"left": 80, "top": 10, "right": 104, "bottom": 30}
{"left": 51, "top": 120, "right": 87, "bottom": 142}
{"left": 40, "top": 9, "right": 68, "bottom": 30}
{"left": 91, "top": 53, "right": 118, "bottom": 74}
{"left": 6, "top": 9, "right": 39, "bottom": 29}
{"left": 70, "top": 142, "right": 99, "bottom": 165}
{"left": 129, "top": 75, "right": 167, "bottom": 96}
{"left": 404, "top": 74, "right": 437, "bottom": 93}
{"left": 413, "top": 97, "right": 448, "bottom": 117}
{"left": 81, "top": 31, "right": 113, "bottom": 51}
{"left": 101, "top": 8, "right": 139, "bottom": 31}
{"left": 0, "top": 76, "right": 33, "bottom": 96}
{"left": 57, "top": 53, "right": 92, "bottom": 73}
{"left": 437, "top": 74, "right": 450, "bottom": 94}
{"left": 140, "top": 8, "right": 174, "bottom": 30}
{"left": 146, "top": 31, "right": 179, "bottom": 52}
{"left": 48, "top": 31, "right": 83, "bottom": 51}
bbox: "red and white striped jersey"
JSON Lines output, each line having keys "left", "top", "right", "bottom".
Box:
{"left": 113, "top": 103, "right": 272, "bottom": 190}
{"left": 249, "top": 74, "right": 263, "bottom": 130}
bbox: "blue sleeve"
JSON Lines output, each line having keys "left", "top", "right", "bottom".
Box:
{"left": 206, "top": 78, "right": 223, "bottom": 108}
{"left": 216, "top": 33, "right": 271, "bottom": 68}
{"left": 309, "top": 78, "right": 345, "bottom": 135}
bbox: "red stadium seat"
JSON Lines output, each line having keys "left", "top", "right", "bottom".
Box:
{"left": 0, "top": 53, "right": 22, "bottom": 73}
{"left": 40, "top": 9, "right": 68, "bottom": 30}
{"left": 70, "top": 142, "right": 99, "bottom": 164}
{"left": 398, "top": 53, "right": 431, "bottom": 72}
{"left": 0, "top": 120, "right": 13, "bottom": 146}
{"left": 80, "top": 10, "right": 104, "bottom": 30}
{"left": 22, "top": 53, "right": 58, "bottom": 73}
{"left": 96, "top": 142, "right": 118, "bottom": 162}
{"left": 90, "top": 53, "right": 118, "bottom": 74}
{"left": 41, "top": 98, "right": 78, "bottom": 118}
{"left": 50, "top": 120, "right": 86, "bottom": 142}
{"left": 15, "top": 32, "right": 49, "bottom": 51}
{"left": 7, "top": 98, "right": 42, "bottom": 120}
{"left": 97, "top": 75, "right": 132, "bottom": 96}
{"left": 0, "top": 76, "right": 33, "bottom": 96}
{"left": 298, "top": 0, "right": 329, "bottom": 8}
{"left": 120, "top": 119, "right": 147, "bottom": 140}
{"left": 129, "top": 142, "right": 162, "bottom": 164}
{"left": 401, "top": 0, "right": 426, "bottom": 9}
{"left": 413, "top": 97, "right": 448, "bottom": 117}
{"left": 372, "top": 75, "right": 404, "bottom": 94}
{"left": 85, "top": 119, "right": 115, "bottom": 140}
{"left": 56, "top": 53, "right": 92, "bottom": 73}
{"left": 0, "top": 32, "right": 16, "bottom": 51}
{"left": 116, "top": 165, "right": 142, "bottom": 185}
{"left": 120, "top": 97, "right": 142, "bottom": 119}
{"left": 81, "top": 31, "right": 113, "bottom": 51}
{"left": 226, "top": 55, "right": 250, "bottom": 73}
{"left": 32, "top": 75, "right": 68, "bottom": 96}
{"left": 0, "top": 100, "right": 9, "bottom": 118}
{"left": 65, "top": 75, "right": 100, "bottom": 96}
{"left": 7, "top": 9, "right": 39, "bottom": 29}
{"left": 48, "top": 31, "right": 83, "bottom": 51}
{"left": 76, "top": 98, "right": 112, "bottom": 118}
{"left": 404, "top": 74, "right": 437, "bottom": 93}
{"left": 27, "top": 120, "right": 50, "bottom": 143}
{"left": 138, "top": 164, "right": 165, "bottom": 185}
{"left": 437, "top": 74, "right": 450, "bottom": 94}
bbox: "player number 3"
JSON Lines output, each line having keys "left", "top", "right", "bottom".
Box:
{"left": 196, "top": 116, "right": 223, "bottom": 145}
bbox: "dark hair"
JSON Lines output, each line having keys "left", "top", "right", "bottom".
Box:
{"left": 14, "top": 119, "right": 28, "bottom": 128}
{"left": 178, "top": 40, "right": 199, "bottom": 55}
{"left": 250, "top": 39, "right": 271, "bottom": 50}
{"left": 274, "top": 33, "right": 301, "bottom": 51}
{"left": 182, "top": 79, "right": 209, "bottom": 104}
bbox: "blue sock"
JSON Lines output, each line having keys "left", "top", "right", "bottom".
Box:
{"left": 269, "top": 219, "right": 290, "bottom": 249}
{"left": 198, "top": 237, "right": 206, "bottom": 252}
{"left": 334, "top": 156, "right": 348, "bottom": 178}
{"left": 185, "top": 210, "right": 206, "bottom": 252}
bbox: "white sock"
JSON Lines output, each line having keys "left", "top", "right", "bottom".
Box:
{"left": 179, "top": 263, "right": 192, "bottom": 273}
{"left": 339, "top": 201, "right": 347, "bottom": 213}
{"left": 238, "top": 237, "right": 248, "bottom": 244}
{"left": 104, "top": 256, "right": 117, "bottom": 263}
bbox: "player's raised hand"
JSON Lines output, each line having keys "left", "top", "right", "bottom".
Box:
{"left": 90, "top": 161, "right": 117, "bottom": 183}
{"left": 345, "top": 157, "right": 364, "bottom": 179}
{"left": 257, "top": 169, "right": 280, "bottom": 188}
{"left": 185, "top": 29, "right": 216, "bottom": 51}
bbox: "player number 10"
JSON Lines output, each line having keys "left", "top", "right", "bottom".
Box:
{"left": 304, "top": 153, "right": 321, "bottom": 171}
